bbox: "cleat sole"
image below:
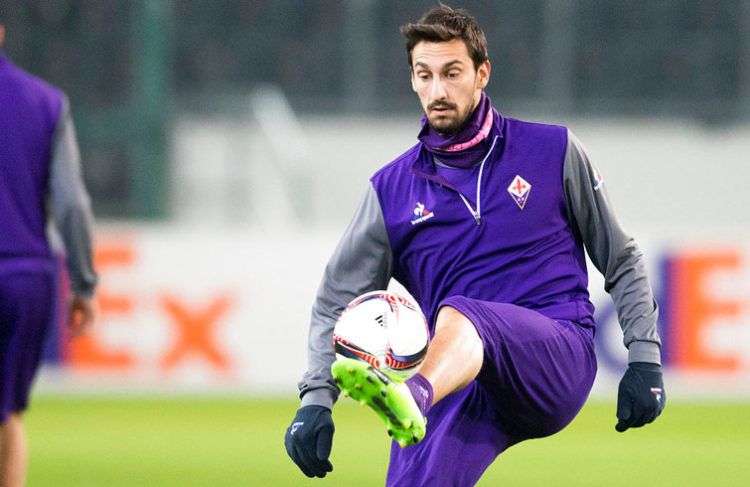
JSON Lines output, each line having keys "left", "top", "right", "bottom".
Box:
{"left": 332, "top": 358, "right": 426, "bottom": 448}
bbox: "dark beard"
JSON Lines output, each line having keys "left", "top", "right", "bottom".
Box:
{"left": 428, "top": 106, "right": 474, "bottom": 136}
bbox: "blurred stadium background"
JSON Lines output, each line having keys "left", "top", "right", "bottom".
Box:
{"left": 2, "top": 1, "right": 749, "bottom": 485}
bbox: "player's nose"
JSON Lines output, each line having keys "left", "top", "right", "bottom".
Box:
{"left": 429, "top": 78, "right": 448, "bottom": 100}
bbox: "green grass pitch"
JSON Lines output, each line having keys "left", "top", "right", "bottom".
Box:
{"left": 25, "top": 396, "right": 749, "bottom": 486}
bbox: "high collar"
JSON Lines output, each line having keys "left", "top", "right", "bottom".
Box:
{"left": 417, "top": 93, "right": 502, "bottom": 168}
{"left": 418, "top": 92, "right": 492, "bottom": 149}
{"left": 411, "top": 107, "right": 505, "bottom": 189}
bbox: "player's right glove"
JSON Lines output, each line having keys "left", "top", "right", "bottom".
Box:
{"left": 284, "top": 405, "right": 334, "bottom": 478}
{"left": 615, "top": 362, "right": 666, "bottom": 432}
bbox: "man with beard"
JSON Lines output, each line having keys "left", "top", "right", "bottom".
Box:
{"left": 285, "top": 5, "right": 664, "bottom": 486}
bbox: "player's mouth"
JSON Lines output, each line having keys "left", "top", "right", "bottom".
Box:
{"left": 428, "top": 103, "right": 456, "bottom": 114}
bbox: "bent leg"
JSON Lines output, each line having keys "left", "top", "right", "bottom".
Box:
{"left": 387, "top": 297, "right": 597, "bottom": 485}
{"left": 441, "top": 296, "right": 597, "bottom": 438}
{"left": 332, "top": 303, "right": 486, "bottom": 447}
{"left": 416, "top": 305, "right": 484, "bottom": 405}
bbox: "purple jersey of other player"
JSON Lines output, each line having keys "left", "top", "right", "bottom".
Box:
{"left": 0, "top": 50, "right": 96, "bottom": 295}
{"left": 0, "top": 52, "right": 61, "bottom": 263}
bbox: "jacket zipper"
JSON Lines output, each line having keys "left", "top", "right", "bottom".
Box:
{"left": 457, "top": 135, "right": 498, "bottom": 226}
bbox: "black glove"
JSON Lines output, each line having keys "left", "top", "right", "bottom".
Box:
{"left": 284, "top": 405, "right": 334, "bottom": 478}
{"left": 615, "top": 362, "right": 666, "bottom": 432}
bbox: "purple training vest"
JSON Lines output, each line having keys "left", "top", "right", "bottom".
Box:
{"left": 0, "top": 53, "right": 63, "bottom": 265}
{"left": 370, "top": 109, "right": 595, "bottom": 331}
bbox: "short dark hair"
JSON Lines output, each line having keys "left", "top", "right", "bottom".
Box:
{"left": 400, "top": 4, "right": 489, "bottom": 70}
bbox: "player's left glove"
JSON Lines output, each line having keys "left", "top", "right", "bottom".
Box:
{"left": 615, "top": 362, "right": 666, "bottom": 432}
{"left": 284, "top": 405, "right": 334, "bottom": 478}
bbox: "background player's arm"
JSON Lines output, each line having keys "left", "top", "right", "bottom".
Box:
{"left": 299, "top": 182, "right": 393, "bottom": 409}
{"left": 48, "top": 95, "right": 98, "bottom": 333}
{"left": 563, "top": 130, "right": 661, "bottom": 364}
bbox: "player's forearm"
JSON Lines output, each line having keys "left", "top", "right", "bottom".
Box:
{"left": 604, "top": 240, "right": 661, "bottom": 364}
{"left": 299, "top": 287, "right": 349, "bottom": 409}
{"left": 298, "top": 183, "right": 393, "bottom": 407}
{"left": 55, "top": 204, "right": 98, "bottom": 297}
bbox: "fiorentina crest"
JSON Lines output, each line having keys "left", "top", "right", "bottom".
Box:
{"left": 507, "top": 175, "right": 532, "bottom": 210}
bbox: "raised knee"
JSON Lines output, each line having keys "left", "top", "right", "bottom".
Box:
{"left": 436, "top": 305, "right": 469, "bottom": 327}
{"left": 437, "top": 305, "right": 460, "bottom": 320}
{"left": 435, "top": 306, "right": 481, "bottom": 344}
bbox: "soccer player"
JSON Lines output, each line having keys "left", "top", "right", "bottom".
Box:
{"left": 0, "top": 21, "right": 98, "bottom": 487}
{"left": 285, "top": 6, "right": 665, "bottom": 485}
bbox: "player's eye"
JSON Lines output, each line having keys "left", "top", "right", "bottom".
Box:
{"left": 446, "top": 71, "right": 460, "bottom": 79}
{"left": 417, "top": 72, "right": 430, "bottom": 80}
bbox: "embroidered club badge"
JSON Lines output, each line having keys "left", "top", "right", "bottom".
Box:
{"left": 507, "top": 175, "right": 532, "bottom": 210}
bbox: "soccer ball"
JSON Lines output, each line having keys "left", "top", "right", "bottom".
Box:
{"left": 333, "top": 290, "right": 429, "bottom": 379}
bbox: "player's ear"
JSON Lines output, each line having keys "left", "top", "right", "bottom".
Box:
{"left": 410, "top": 69, "right": 417, "bottom": 93}
{"left": 477, "top": 60, "right": 491, "bottom": 90}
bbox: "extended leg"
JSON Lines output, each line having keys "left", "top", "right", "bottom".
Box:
{"left": 0, "top": 414, "right": 27, "bottom": 487}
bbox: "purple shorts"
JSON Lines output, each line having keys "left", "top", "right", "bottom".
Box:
{"left": 387, "top": 296, "right": 597, "bottom": 487}
{"left": 0, "top": 268, "right": 57, "bottom": 421}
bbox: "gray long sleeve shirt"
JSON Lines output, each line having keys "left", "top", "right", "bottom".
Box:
{"left": 48, "top": 97, "right": 98, "bottom": 297}
{"left": 299, "top": 129, "right": 660, "bottom": 409}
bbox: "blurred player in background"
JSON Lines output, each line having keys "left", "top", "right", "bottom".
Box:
{"left": 285, "top": 5, "right": 665, "bottom": 486}
{"left": 0, "top": 20, "right": 97, "bottom": 487}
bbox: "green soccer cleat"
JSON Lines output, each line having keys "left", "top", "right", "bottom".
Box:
{"left": 331, "top": 357, "right": 426, "bottom": 448}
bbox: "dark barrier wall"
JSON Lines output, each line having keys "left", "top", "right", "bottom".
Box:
{"left": 1, "top": 1, "right": 747, "bottom": 217}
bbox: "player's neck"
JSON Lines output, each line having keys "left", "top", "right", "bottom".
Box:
{"left": 419, "top": 92, "right": 494, "bottom": 168}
